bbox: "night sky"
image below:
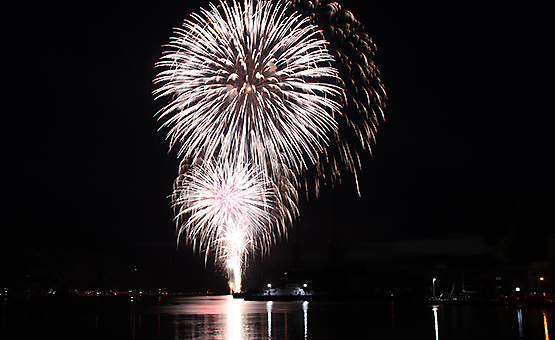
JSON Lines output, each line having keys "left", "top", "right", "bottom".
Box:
{"left": 4, "top": 0, "right": 554, "bottom": 292}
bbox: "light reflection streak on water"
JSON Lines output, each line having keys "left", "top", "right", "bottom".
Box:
{"left": 391, "top": 301, "right": 394, "bottom": 329}
{"left": 285, "top": 312, "right": 289, "bottom": 339}
{"left": 543, "top": 309, "right": 550, "bottom": 340}
{"left": 130, "top": 298, "right": 138, "bottom": 340}
{"left": 518, "top": 307, "right": 523, "bottom": 340}
{"left": 227, "top": 296, "right": 243, "bottom": 340}
{"left": 2, "top": 298, "right": 7, "bottom": 335}
{"left": 266, "top": 301, "right": 273, "bottom": 339}
{"left": 432, "top": 305, "right": 439, "bottom": 340}
{"left": 303, "top": 301, "right": 308, "bottom": 339}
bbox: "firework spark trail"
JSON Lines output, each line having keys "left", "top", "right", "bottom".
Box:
{"left": 289, "top": 0, "right": 387, "bottom": 195}
{"left": 172, "top": 160, "right": 287, "bottom": 292}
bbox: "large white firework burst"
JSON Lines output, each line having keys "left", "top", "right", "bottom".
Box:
{"left": 154, "top": 0, "right": 342, "bottom": 179}
{"left": 172, "top": 160, "right": 288, "bottom": 292}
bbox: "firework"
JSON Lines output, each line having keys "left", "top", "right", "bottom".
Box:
{"left": 289, "top": 0, "right": 387, "bottom": 193}
{"left": 154, "top": 0, "right": 344, "bottom": 291}
{"left": 154, "top": 0, "right": 342, "bottom": 179}
{"left": 172, "top": 160, "right": 288, "bottom": 292}
{"left": 154, "top": 0, "right": 386, "bottom": 292}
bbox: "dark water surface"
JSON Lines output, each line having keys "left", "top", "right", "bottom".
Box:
{"left": 2, "top": 295, "right": 553, "bottom": 339}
